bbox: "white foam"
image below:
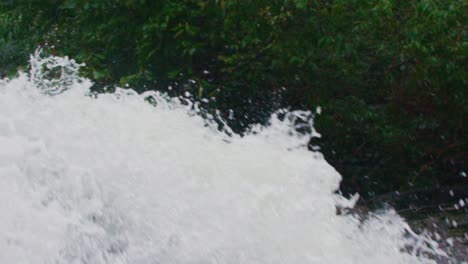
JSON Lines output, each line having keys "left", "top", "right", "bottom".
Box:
{"left": 0, "top": 52, "right": 445, "bottom": 263}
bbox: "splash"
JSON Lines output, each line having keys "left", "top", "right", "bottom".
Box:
{"left": 0, "top": 52, "right": 448, "bottom": 263}
{"left": 29, "top": 49, "right": 84, "bottom": 95}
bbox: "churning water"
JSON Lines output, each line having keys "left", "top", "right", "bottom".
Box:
{"left": 0, "top": 51, "right": 448, "bottom": 263}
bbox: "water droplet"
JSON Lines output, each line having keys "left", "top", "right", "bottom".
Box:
{"left": 316, "top": 106, "right": 322, "bottom": 114}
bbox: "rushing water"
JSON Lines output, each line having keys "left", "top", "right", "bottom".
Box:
{"left": 0, "top": 52, "right": 448, "bottom": 263}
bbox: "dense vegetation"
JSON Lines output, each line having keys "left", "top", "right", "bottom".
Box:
{"left": 1, "top": 0, "right": 466, "bottom": 199}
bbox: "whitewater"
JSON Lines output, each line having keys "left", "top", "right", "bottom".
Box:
{"left": 0, "top": 52, "right": 448, "bottom": 263}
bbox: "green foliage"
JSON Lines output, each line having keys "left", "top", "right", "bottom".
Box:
{"left": 1, "top": 0, "right": 466, "bottom": 197}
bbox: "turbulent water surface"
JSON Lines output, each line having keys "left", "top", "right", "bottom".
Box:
{"left": 0, "top": 53, "right": 447, "bottom": 263}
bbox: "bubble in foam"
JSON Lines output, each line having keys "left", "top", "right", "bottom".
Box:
{"left": 0, "top": 53, "right": 449, "bottom": 263}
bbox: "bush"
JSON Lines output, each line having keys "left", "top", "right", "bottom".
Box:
{"left": 1, "top": 0, "right": 466, "bottom": 198}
